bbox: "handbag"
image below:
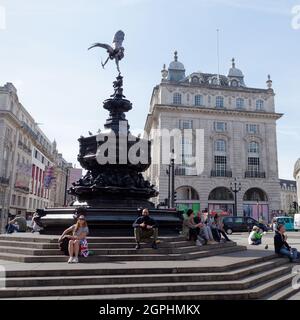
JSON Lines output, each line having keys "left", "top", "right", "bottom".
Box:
{"left": 59, "top": 236, "right": 70, "bottom": 256}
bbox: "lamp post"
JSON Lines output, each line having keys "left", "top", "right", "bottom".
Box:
{"left": 170, "top": 149, "right": 175, "bottom": 208}
{"left": 230, "top": 178, "right": 241, "bottom": 217}
{"left": 166, "top": 164, "right": 171, "bottom": 208}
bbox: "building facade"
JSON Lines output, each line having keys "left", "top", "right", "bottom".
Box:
{"left": 0, "top": 83, "right": 70, "bottom": 231}
{"left": 279, "top": 179, "right": 297, "bottom": 214}
{"left": 144, "top": 53, "right": 282, "bottom": 222}
{"left": 294, "top": 159, "right": 300, "bottom": 211}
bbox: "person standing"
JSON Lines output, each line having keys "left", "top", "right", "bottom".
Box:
{"left": 133, "top": 208, "right": 159, "bottom": 250}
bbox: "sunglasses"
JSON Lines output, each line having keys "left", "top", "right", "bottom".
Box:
{"left": 78, "top": 218, "right": 85, "bottom": 221}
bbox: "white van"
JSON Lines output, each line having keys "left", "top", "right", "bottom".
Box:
{"left": 294, "top": 214, "right": 300, "bottom": 231}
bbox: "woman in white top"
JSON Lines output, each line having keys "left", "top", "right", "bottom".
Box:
{"left": 58, "top": 215, "right": 89, "bottom": 263}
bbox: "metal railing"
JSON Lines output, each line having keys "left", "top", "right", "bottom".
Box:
{"left": 211, "top": 170, "right": 232, "bottom": 177}
{"left": 245, "top": 171, "right": 266, "bottom": 178}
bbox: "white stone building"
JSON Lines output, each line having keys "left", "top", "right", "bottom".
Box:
{"left": 294, "top": 159, "right": 300, "bottom": 210}
{"left": 279, "top": 179, "right": 297, "bottom": 214}
{"left": 0, "top": 83, "right": 70, "bottom": 231}
{"left": 144, "top": 52, "right": 282, "bottom": 222}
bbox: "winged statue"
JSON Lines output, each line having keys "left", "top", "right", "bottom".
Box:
{"left": 88, "top": 30, "right": 125, "bottom": 74}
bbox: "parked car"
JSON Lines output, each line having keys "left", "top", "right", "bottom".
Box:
{"left": 222, "top": 216, "right": 269, "bottom": 234}
{"left": 294, "top": 214, "right": 300, "bottom": 231}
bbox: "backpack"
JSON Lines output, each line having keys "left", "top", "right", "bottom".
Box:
{"left": 59, "top": 237, "right": 70, "bottom": 256}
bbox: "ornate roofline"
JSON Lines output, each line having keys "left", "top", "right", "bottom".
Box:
{"left": 160, "top": 81, "right": 272, "bottom": 95}
{"left": 152, "top": 104, "right": 283, "bottom": 120}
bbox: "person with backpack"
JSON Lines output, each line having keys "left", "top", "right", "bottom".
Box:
{"left": 58, "top": 215, "right": 89, "bottom": 263}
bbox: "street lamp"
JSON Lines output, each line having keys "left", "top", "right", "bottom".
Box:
{"left": 170, "top": 149, "right": 175, "bottom": 208}
{"left": 230, "top": 178, "right": 241, "bottom": 217}
{"left": 166, "top": 164, "right": 171, "bottom": 208}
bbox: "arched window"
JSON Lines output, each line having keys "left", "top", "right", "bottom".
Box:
{"left": 256, "top": 99, "right": 264, "bottom": 110}
{"left": 191, "top": 76, "right": 199, "bottom": 83}
{"left": 194, "top": 95, "right": 203, "bottom": 106}
{"left": 173, "top": 92, "right": 182, "bottom": 105}
{"left": 231, "top": 79, "right": 239, "bottom": 87}
{"left": 248, "top": 141, "right": 259, "bottom": 153}
{"left": 215, "top": 96, "right": 224, "bottom": 108}
{"left": 236, "top": 98, "right": 244, "bottom": 109}
{"left": 215, "top": 139, "right": 226, "bottom": 152}
{"left": 243, "top": 188, "right": 268, "bottom": 201}
{"left": 209, "top": 187, "right": 234, "bottom": 201}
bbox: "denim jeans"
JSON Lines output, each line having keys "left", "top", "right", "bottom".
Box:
{"left": 5, "top": 224, "right": 19, "bottom": 234}
{"left": 251, "top": 239, "right": 262, "bottom": 245}
{"left": 279, "top": 247, "right": 300, "bottom": 261}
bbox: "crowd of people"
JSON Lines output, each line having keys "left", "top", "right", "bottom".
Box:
{"left": 4, "top": 207, "right": 300, "bottom": 264}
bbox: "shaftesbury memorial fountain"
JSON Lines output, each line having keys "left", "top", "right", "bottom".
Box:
{"left": 37, "top": 31, "right": 182, "bottom": 235}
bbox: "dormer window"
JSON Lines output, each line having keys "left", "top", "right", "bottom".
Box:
{"left": 256, "top": 99, "right": 264, "bottom": 111}
{"left": 231, "top": 79, "right": 239, "bottom": 87}
{"left": 191, "top": 76, "right": 199, "bottom": 83}
{"left": 211, "top": 77, "right": 218, "bottom": 85}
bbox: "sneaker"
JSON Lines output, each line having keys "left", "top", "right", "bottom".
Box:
{"left": 73, "top": 257, "right": 79, "bottom": 263}
{"left": 196, "top": 240, "right": 202, "bottom": 246}
{"left": 67, "top": 257, "right": 73, "bottom": 263}
{"left": 152, "top": 242, "right": 158, "bottom": 250}
{"left": 135, "top": 243, "right": 141, "bottom": 250}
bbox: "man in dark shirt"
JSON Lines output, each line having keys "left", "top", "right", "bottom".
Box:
{"left": 132, "top": 208, "right": 158, "bottom": 250}
{"left": 274, "top": 224, "right": 300, "bottom": 262}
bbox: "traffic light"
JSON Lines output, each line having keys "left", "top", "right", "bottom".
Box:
{"left": 173, "top": 191, "right": 177, "bottom": 203}
{"left": 293, "top": 201, "right": 298, "bottom": 211}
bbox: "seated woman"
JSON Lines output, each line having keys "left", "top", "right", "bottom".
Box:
{"left": 248, "top": 226, "right": 264, "bottom": 245}
{"left": 58, "top": 215, "right": 89, "bottom": 263}
{"left": 183, "top": 209, "right": 215, "bottom": 245}
{"left": 214, "top": 214, "right": 231, "bottom": 242}
{"left": 274, "top": 224, "right": 300, "bottom": 262}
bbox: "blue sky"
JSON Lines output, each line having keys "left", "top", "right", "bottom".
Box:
{"left": 0, "top": 0, "right": 299, "bottom": 179}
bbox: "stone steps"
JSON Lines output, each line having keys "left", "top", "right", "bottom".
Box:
{"left": 0, "top": 239, "right": 195, "bottom": 249}
{"left": 0, "top": 262, "right": 292, "bottom": 299}
{"left": 0, "top": 242, "right": 236, "bottom": 256}
{"left": 3, "top": 259, "right": 288, "bottom": 288}
{"left": 0, "top": 244, "right": 247, "bottom": 262}
{"left": 0, "top": 234, "right": 246, "bottom": 263}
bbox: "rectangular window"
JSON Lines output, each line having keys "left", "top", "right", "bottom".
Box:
{"left": 12, "top": 194, "right": 16, "bottom": 205}
{"left": 179, "top": 120, "right": 193, "bottom": 129}
{"left": 214, "top": 122, "right": 227, "bottom": 132}
{"left": 17, "top": 196, "right": 21, "bottom": 206}
{"left": 214, "top": 156, "right": 226, "bottom": 175}
{"left": 248, "top": 157, "right": 260, "bottom": 173}
{"left": 22, "top": 197, "right": 26, "bottom": 207}
{"left": 246, "top": 124, "right": 259, "bottom": 134}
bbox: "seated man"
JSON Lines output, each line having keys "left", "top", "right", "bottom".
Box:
{"left": 6, "top": 214, "right": 27, "bottom": 234}
{"left": 183, "top": 209, "right": 215, "bottom": 245}
{"left": 274, "top": 224, "right": 300, "bottom": 262}
{"left": 133, "top": 208, "right": 158, "bottom": 250}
